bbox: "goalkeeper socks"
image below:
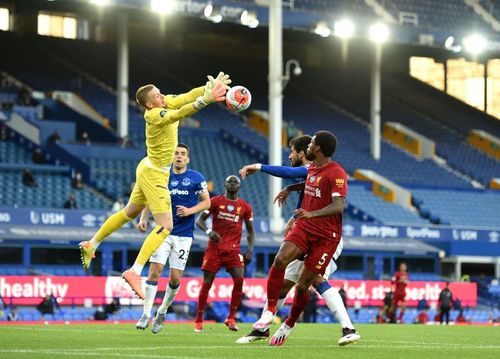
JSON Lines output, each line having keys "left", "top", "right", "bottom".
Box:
{"left": 195, "top": 281, "right": 211, "bottom": 323}
{"left": 262, "top": 297, "right": 286, "bottom": 316}
{"left": 158, "top": 282, "right": 180, "bottom": 315}
{"left": 321, "top": 287, "right": 354, "bottom": 329}
{"left": 266, "top": 265, "right": 286, "bottom": 314}
{"left": 285, "top": 291, "right": 309, "bottom": 327}
{"left": 90, "top": 209, "right": 132, "bottom": 248}
{"left": 227, "top": 277, "right": 244, "bottom": 320}
{"left": 136, "top": 225, "right": 170, "bottom": 268}
{"left": 143, "top": 280, "right": 158, "bottom": 317}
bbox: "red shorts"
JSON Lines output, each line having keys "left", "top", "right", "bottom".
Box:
{"left": 392, "top": 292, "right": 406, "bottom": 305}
{"left": 201, "top": 246, "right": 244, "bottom": 273}
{"left": 284, "top": 225, "right": 340, "bottom": 275}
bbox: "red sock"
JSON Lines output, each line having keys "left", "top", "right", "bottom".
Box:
{"left": 195, "top": 282, "right": 211, "bottom": 323}
{"left": 266, "top": 265, "right": 286, "bottom": 313}
{"left": 285, "top": 291, "right": 309, "bottom": 327}
{"left": 398, "top": 309, "right": 405, "bottom": 321}
{"left": 227, "top": 277, "right": 244, "bottom": 320}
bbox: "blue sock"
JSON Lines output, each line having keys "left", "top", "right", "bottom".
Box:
{"left": 316, "top": 281, "right": 331, "bottom": 295}
{"left": 146, "top": 280, "right": 158, "bottom": 286}
{"left": 169, "top": 282, "right": 180, "bottom": 289}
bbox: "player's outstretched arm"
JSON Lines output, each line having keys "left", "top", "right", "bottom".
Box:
{"left": 164, "top": 72, "right": 231, "bottom": 109}
{"left": 261, "top": 165, "right": 308, "bottom": 178}
{"left": 149, "top": 82, "right": 226, "bottom": 126}
{"left": 239, "top": 163, "right": 308, "bottom": 180}
{"left": 164, "top": 87, "right": 204, "bottom": 109}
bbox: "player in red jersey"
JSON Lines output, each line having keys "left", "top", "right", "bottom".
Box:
{"left": 387, "top": 262, "right": 409, "bottom": 323}
{"left": 194, "top": 175, "right": 255, "bottom": 332}
{"left": 253, "top": 130, "right": 359, "bottom": 346}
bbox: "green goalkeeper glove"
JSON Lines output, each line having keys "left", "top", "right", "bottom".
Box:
{"left": 194, "top": 82, "right": 226, "bottom": 110}
{"left": 208, "top": 71, "right": 232, "bottom": 90}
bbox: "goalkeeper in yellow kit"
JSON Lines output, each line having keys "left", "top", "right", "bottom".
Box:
{"left": 79, "top": 73, "right": 231, "bottom": 299}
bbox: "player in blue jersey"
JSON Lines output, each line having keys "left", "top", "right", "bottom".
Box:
{"left": 135, "top": 143, "right": 211, "bottom": 333}
{"left": 237, "top": 135, "right": 359, "bottom": 346}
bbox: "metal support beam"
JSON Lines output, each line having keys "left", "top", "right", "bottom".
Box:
{"left": 117, "top": 12, "right": 129, "bottom": 138}
{"left": 370, "top": 43, "right": 382, "bottom": 160}
{"left": 268, "top": 0, "right": 284, "bottom": 234}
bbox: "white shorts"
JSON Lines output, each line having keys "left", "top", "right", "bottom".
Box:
{"left": 149, "top": 235, "right": 192, "bottom": 271}
{"left": 284, "top": 237, "right": 343, "bottom": 283}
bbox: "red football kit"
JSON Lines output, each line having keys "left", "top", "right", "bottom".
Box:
{"left": 392, "top": 271, "right": 409, "bottom": 304}
{"left": 285, "top": 160, "right": 347, "bottom": 275}
{"left": 201, "top": 195, "right": 253, "bottom": 273}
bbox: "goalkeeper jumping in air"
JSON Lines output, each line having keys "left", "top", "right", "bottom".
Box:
{"left": 79, "top": 72, "right": 231, "bottom": 299}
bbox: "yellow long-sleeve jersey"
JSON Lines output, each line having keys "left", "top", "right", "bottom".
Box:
{"left": 143, "top": 86, "right": 204, "bottom": 168}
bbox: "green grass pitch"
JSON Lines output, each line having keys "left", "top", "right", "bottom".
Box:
{"left": 1, "top": 323, "right": 499, "bottom": 358}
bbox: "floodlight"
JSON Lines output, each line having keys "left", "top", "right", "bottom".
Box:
{"left": 369, "top": 23, "right": 390, "bottom": 43}
{"left": 334, "top": 19, "right": 355, "bottom": 38}
{"left": 463, "top": 34, "right": 487, "bottom": 55}
{"left": 151, "top": 0, "right": 174, "bottom": 15}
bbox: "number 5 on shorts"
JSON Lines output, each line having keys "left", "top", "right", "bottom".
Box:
{"left": 318, "top": 253, "right": 328, "bottom": 266}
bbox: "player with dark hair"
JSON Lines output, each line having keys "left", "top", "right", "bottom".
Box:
{"left": 194, "top": 175, "right": 255, "bottom": 332}
{"left": 387, "top": 262, "right": 409, "bottom": 323}
{"left": 79, "top": 73, "right": 230, "bottom": 299}
{"left": 135, "top": 144, "right": 211, "bottom": 333}
{"left": 252, "top": 130, "right": 359, "bottom": 346}
{"left": 237, "top": 134, "right": 358, "bottom": 345}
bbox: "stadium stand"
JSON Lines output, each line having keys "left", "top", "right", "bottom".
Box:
{"left": 383, "top": 0, "right": 494, "bottom": 32}
{"left": 480, "top": 0, "right": 500, "bottom": 20}
{"left": 292, "top": 68, "right": 500, "bottom": 187}
{"left": 348, "top": 184, "right": 428, "bottom": 225}
{"left": 411, "top": 188, "right": 500, "bottom": 227}
{"left": 293, "top": 0, "right": 377, "bottom": 18}
{"left": 0, "top": 136, "right": 109, "bottom": 209}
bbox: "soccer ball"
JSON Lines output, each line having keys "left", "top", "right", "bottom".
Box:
{"left": 226, "top": 86, "right": 251, "bottom": 112}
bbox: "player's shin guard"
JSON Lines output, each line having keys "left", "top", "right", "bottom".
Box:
{"left": 134, "top": 225, "right": 170, "bottom": 272}
{"left": 195, "top": 282, "right": 211, "bottom": 323}
{"left": 91, "top": 209, "right": 132, "bottom": 247}
{"left": 143, "top": 280, "right": 158, "bottom": 317}
{"left": 266, "top": 266, "right": 286, "bottom": 314}
{"left": 284, "top": 291, "right": 309, "bottom": 328}
{"left": 318, "top": 283, "right": 354, "bottom": 330}
{"left": 228, "top": 277, "right": 244, "bottom": 320}
{"left": 158, "top": 282, "right": 180, "bottom": 315}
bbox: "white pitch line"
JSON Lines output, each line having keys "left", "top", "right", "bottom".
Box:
{"left": 0, "top": 349, "right": 222, "bottom": 359}
{"left": 2, "top": 342, "right": 500, "bottom": 353}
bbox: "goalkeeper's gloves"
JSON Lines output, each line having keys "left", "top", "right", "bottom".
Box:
{"left": 194, "top": 82, "right": 226, "bottom": 110}
{"left": 207, "top": 71, "right": 232, "bottom": 90}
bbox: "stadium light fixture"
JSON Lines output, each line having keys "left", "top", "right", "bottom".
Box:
{"left": 248, "top": 18, "right": 259, "bottom": 28}
{"left": 444, "top": 36, "right": 462, "bottom": 53}
{"left": 240, "top": 10, "right": 249, "bottom": 25}
{"left": 334, "top": 19, "right": 355, "bottom": 39}
{"left": 151, "top": 0, "right": 175, "bottom": 15}
{"left": 241, "top": 10, "right": 259, "bottom": 28}
{"left": 369, "top": 23, "right": 390, "bottom": 43}
{"left": 282, "top": 59, "right": 302, "bottom": 89}
{"left": 211, "top": 13, "right": 222, "bottom": 23}
{"left": 90, "top": 0, "right": 111, "bottom": 5}
{"left": 314, "top": 22, "right": 331, "bottom": 38}
{"left": 204, "top": 3, "right": 213, "bottom": 18}
{"left": 445, "top": 36, "right": 454, "bottom": 48}
{"left": 463, "top": 34, "right": 487, "bottom": 55}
